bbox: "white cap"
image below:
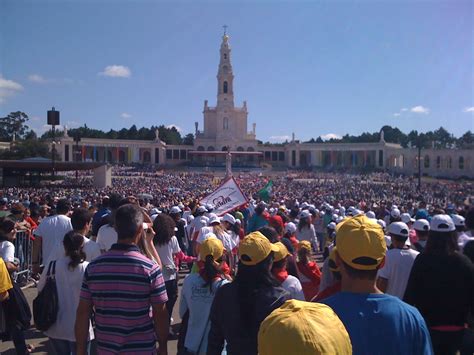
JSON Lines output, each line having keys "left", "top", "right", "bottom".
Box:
{"left": 331, "top": 213, "right": 339, "bottom": 221}
{"left": 178, "top": 203, "right": 185, "bottom": 209}
{"left": 413, "top": 219, "right": 430, "bottom": 232}
{"left": 208, "top": 213, "right": 221, "bottom": 225}
{"left": 299, "top": 210, "right": 311, "bottom": 219}
{"left": 285, "top": 222, "right": 297, "bottom": 234}
{"left": 377, "top": 219, "right": 386, "bottom": 229}
{"left": 388, "top": 222, "right": 410, "bottom": 238}
{"left": 197, "top": 206, "right": 208, "bottom": 213}
{"left": 222, "top": 213, "right": 236, "bottom": 225}
{"left": 430, "top": 214, "right": 456, "bottom": 232}
{"left": 365, "top": 211, "right": 376, "bottom": 219}
{"left": 451, "top": 214, "right": 465, "bottom": 227}
{"left": 327, "top": 222, "right": 337, "bottom": 230}
{"left": 170, "top": 206, "right": 182, "bottom": 214}
{"left": 401, "top": 213, "right": 415, "bottom": 224}
{"left": 150, "top": 208, "right": 160, "bottom": 215}
{"left": 390, "top": 209, "right": 401, "bottom": 218}
{"left": 186, "top": 214, "right": 195, "bottom": 223}
{"left": 206, "top": 203, "right": 215, "bottom": 211}
{"left": 339, "top": 206, "right": 346, "bottom": 215}
{"left": 336, "top": 216, "right": 344, "bottom": 224}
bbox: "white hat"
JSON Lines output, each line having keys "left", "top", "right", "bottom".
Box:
{"left": 336, "top": 216, "right": 344, "bottom": 224}
{"left": 197, "top": 206, "right": 208, "bottom": 213}
{"left": 451, "top": 214, "right": 465, "bottom": 227}
{"left": 365, "top": 211, "right": 376, "bottom": 219}
{"left": 206, "top": 203, "right": 215, "bottom": 211}
{"left": 208, "top": 213, "right": 221, "bottom": 225}
{"left": 299, "top": 210, "right": 311, "bottom": 219}
{"left": 377, "top": 219, "right": 386, "bottom": 229}
{"left": 170, "top": 206, "right": 182, "bottom": 214}
{"left": 285, "top": 222, "right": 297, "bottom": 234}
{"left": 222, "top": 213, "right": 236, "bottom": 225}
{"left": 430, "top": 214, "right": 456, "bottom": 232}
{"left": 150, "top": 208, "right": 160, "bottom": 216}
{"left": 186, "top": 214, "right": 195, "bottom": 223}
{"left": 178, "top": 203, "right": 185, "bottom": 209}
{"left": 327, "top": 222, "right": 337, "bottom": 230}
{"left": 301, "top": 202, "right": 309, "bottom": 209}
{"left": 339, "top": 206, "right": 346, "bottom": 215}
{"left": 413, "top": 219, "right": 430, "bottom": 232}
{"left": 401, "top": 213, "right": 415, "bottom": 224}
{"left": 331, "top": 213, "right": 339, "bottom": 221}
{"left": 388, "top": 222, "right": 410, "bottom": 238}
{"left": 390, "top": 209, "right": 401, "bottom": 219}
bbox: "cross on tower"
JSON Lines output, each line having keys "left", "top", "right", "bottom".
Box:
{"left": 223, "top": 25, "right": 228, "bottom": 35}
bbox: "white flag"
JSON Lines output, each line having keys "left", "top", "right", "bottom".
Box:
{"left": 200, "top": 177, "right": 248, "bottom": 216}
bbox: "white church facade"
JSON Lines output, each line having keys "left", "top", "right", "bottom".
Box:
{"left": 56, "top": 33, "right": 473, "bottom": 179}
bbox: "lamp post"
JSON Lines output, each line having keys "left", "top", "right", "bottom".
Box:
{"left": 73, "top": 133, "right": 81, "bottom": 181}
{"left": 47, "top": 107, "right": 60, "bottom": 180}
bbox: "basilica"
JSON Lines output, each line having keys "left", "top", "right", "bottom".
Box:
{"left": 56, "top": 33, "right": 473, "bottom": 179}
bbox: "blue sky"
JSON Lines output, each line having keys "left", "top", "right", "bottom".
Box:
{"left": 0, "top": 0, "right": 472, "bottom": 142}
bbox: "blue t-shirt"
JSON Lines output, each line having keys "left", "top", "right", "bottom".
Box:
{"left": 321, "top": 292, "right": 433, "bottom": 355}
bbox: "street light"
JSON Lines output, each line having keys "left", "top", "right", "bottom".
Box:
{"left": 47, "top": 107, "right": 60, "bottom": 180}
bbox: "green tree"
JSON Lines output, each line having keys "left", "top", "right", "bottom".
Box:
{"left": 182, "top": 133, "right": 194, "bottom": 145}
{"left": 0, "top": 111, "right": 30, "bottom": 141}
{"left": 458, "top": 131, "right": 474, "bottom": 149}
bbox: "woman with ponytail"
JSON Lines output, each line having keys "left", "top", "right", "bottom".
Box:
{"left": 37, "top": 231, "right": 94, "bottom": 354}
{"left": 179, "top": 237, "right": 229, "bottom": 354}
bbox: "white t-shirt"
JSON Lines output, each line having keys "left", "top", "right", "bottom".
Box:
{"left": 458, "top": 232, "right": 474, "bottom": 250}
{"left": 155, "top": 236, "right": 181, "bottom": 281}
{"left": 196, "top": 227, "right": 235, "bottom": 254}
{"left": 377, "top": 247, "right": 419, "bottom": 299}
{"left": 281, "top": 275, "right": 305, "bottom": 301}
{"left": 190, "top": 217, "right": 208, "bottom": 240}
{"left": 96, "top": 224, "right": 117, "bottom": 252}
{"left": 83, "top": 237, "right": 101, "bottom": 262}
{"left": 0, "top": 240, "right": 15, "bottom": 262}
{"left": 34, "top": 214, "right": 73, "bottom": 266}
{"left": 37, "top": 256, "right": 94, "bottom": 341}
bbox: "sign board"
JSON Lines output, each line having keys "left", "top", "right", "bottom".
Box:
{"left": 200, "top": 177, "right": 248, "bottom": 216}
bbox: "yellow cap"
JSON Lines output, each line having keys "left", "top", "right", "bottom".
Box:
{"left": 328, "top": 247, "right": 340, "bottom": 272}
{"left": 273, "top": 242, "right": 290, "bottom": 262}
{"left": 336, "top": 215, "right": 386, "bottom": 270}
{"left": 239, "top": 232, "right": 279, "bottom": 266}
{"left": 199, "top": 237, "right": 225, "bottom": 261}
{"left": 258, "top": 300, "right": 352, "bottom": 355}
{"left": 298, "top": 240, "right": 312, "bottom": 253}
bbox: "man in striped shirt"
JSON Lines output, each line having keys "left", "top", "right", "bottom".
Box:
{"left": 75, "top": 204, "right": 168, "bottom": 355}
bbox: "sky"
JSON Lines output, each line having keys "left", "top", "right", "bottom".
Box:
{"left": 0, "top": 0, "right": 473, "bottom": 142}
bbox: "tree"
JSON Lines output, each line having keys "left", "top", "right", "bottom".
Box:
{"left": 0, "top": 112, "right": 30, "bottom": 141}
{"left": 458, "top": 131, "right": 474, "bottom": 149}
{"left": 0, "top": 139, "right": 51, "bottom": 160}
{"left": 182, "top": 133, "right": 194, "bottom": 145}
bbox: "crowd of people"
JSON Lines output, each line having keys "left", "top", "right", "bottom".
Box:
{"left": 0, "top": 169, "right": 473, "bottom": 354}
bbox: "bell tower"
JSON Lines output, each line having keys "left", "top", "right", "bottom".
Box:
{"left": 217, "top": 25, "right": 234, "bottom": 108}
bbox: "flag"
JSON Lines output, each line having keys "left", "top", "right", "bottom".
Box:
{"left": 258, "top": 180, "right": 273, "bottom": 202}
{"left": 200, "top": 177, "right": 248, "bottom": 216}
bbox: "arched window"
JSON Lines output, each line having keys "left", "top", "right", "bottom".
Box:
{"left": 224, "top": 53, "right": 227, "bottom": 60}
{"left": 223, "top": 117, "right": 229, "bottom": 130}
{"left": 237, "top": 147, "right": 244, "bottom": 151}
{"left": 459, "top": 156, "right": 464, "bottom": 170}
{"left": 223, "top": 81, "right": 228, "bottom": 94}
{"left": 424, "top": 155, "right": 430, "bottom": 168}
{"left": 436, "top": 156, "right": 441, "bottom": 169}
{"left": 247, "top": 147, "right": 255, "bottom": 152}
{"left": 197, "top": 146, "right": 205, "bottom": 151}
{"left": 207, "top": 146, "right": 215, "bottom": 151}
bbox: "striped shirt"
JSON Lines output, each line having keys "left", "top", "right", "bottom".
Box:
{"left": 80, "top": 243, "right": 168, "bottom": 354}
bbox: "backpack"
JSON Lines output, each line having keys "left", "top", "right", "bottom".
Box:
{"left": 33, "top": 261, "right": 58, "bottom": 331}
{"left": 6, "top": 281, "right": 32, "bottom": 330}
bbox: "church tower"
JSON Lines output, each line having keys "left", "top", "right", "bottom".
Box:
{"left": 217, "top": 30, "right": 234, "bottom": 108}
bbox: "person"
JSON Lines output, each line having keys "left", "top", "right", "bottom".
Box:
{"left": 247, "top": 203, "right": 268, "bottom": 233}
{"left": 0, "top": 218, "right": 19, "bottom": 273}
{"left": 207, "top": 231, "right": 290, "bottom": 355}
{"left": 90, "top": 196, "right": 110, "bottom": 237}
{"left": 320, "top": 215, "right": 433, "bottom": 355}
{"left": 452, "top": 214, "right": 473, "bottom": 251}
{"left": 296, "top": 210, "right": 318, "bottom": 252}
{"left": 179, "top": 237, "right": 229, "bottom": 354}
{"left": 152, "top": 213, "right": 181, "bottom": 326}
{"left": 32, "top": 199, "right": 73, "bottom": 274}
{"left": 282, "top": 222, "right": 299, "bottom": 250}
{"left": 0, "top": 258, "right": 12, "bottom": 301}
{"left": 271, "top": 242, "right": 305, "bottom": 300}
{"left": 377, "top": 222, "right": 419, "bottom": 299}
{"left": 258, "top": 300, "right": 352, "bottom": 355}
{"left": 296, "top": 240, "right": 321, "bottom": 301}
{"left": 196, "top": 214, "right": 234, "bottom": 257}
{"left": 169, "top": 206, "right": 188, "bottom": 254}
{"left": 413, "top": 219, "right": 430, "bottom": 253}
{"left": 312, "top": 247, "right": 341, "bottom": 301}
{"left": 75, "top": 204, "right": 169, "bottom": 355}
{"left": 404, "top": 214, "right": 474, "bottom": 355}
{"left": 38, "top": 231, "right": 94, "bottom": 355}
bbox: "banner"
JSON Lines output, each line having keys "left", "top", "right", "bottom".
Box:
{"left": 200, "top": 177, "right": 248, "bottom": 216}
{"left": 258, "top": 180, "right": 273, "bottom": 202}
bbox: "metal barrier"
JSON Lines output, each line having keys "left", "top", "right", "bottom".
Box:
{"left": 13, "top": 230, "right": 33, "bottom": 284}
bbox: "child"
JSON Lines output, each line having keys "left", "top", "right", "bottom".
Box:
{"left": 296, "top": 240, "right": 321, "bottom": 301}
{"left": 313, "top": 247, "right": 341, "bottom": 302}
{"left": 271, "top": 242, "right": 305, "bottom": 300}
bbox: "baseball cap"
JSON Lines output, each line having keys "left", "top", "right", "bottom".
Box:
{"left": 451, "top": 214, "right": 465, "bottom": 227}
{"left": 199, "top": 237, "right": 225, "bottom": 261}
{"left": 401, "top": 213, "right": 415, "bottom": 224}
{"left": 336, "top": 215, "right": 386, "bottom": 270}
{"left": 376, "top": 219, "right": 386, "bottom": 229}
{"left": 222, "top": 213, "right": 236, "bottom": 225}
{"left": 273, "top": 242, "right": 290, "bottom": 262}
{"left": 331, "top": 213, "right": 339, "bottom": 222}
{"left": 328, "top": 247, "right": 340, "bottom": 272}
{"left": 207, "top": 214, "right": 221, "bottom": 225}
{"left": 365, "top": 211, "right": 376, "bottom": 219}
{"left": 413, "top": 219, "right": 430, "bottom": 232}
{"left": 239, "top": 232, "right": 279, "bottom": 266}
{"left": 197, "top": 206, "right": 208, "bottom": 213}
{"left": 298, "top": 240, "right": 312, "bottom": 253}
{"left": 388, "top": 222, "right": 409, "bottom": 238}
{"left": 285, "top": 222, "right": 297, "bottom": 234}
{"left": 430, "top": 214, "right": 456, "bottom": 232}
{"left": 258, "top": 300, "right": 352, "bottom": 355}
{"left": 390, "top": 208, "right": 401, "bottom": 219}
{"left": 299, "top": 210, "right": 311, "bottom": 219}
{"left": 170, "top": 206, "right": 182, "bottom": 214}
{"left": 327, "top": 222, "right": 337, "bottom": 230}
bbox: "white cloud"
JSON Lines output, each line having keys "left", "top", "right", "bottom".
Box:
{"left": 393, "top": 113, "right": 401, "bottom": 117}
{"left": 28, "top": 74, "right": 48, "bottom": 83}
{"left": 410, "top": 105, "right": 429, "bottom": 114}
{"left": 0, "top": 75, "right": 23, "bottom": 103}
{"left": 31, "top": 124, "right": 51, "bottom": 135}
{"left": 120, "top": 112, "right": 132, "bottom": 119}
{"left": 463, "top": 107, "right": 474, "bottom": 113}
{"left": 99, "top": 65, "right": 131, "bottom": 78}
{"left": 401, "top": 108, "right": 408, "bottom": 112}
{"left": 268, "top": 135, "right": 291, "bottom": 143}
{"left": 321, "top": 133, "right": 342, "bottom": 141}
{"left": 66, "top": 120, "right": 80, "bottom": 128}
{"left": 166, "top": 124, "right": 181, "bottom": 132}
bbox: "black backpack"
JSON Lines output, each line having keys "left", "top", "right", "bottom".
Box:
{"left": 33, "top": 261, "right": 58, "bottom": 331}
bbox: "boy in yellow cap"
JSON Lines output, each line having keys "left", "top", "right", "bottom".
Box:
{"left": 271, "top": 242, "right": 305, "bottom": 300}
{"left": 318, "top": 215, "right": 433, "bottom": 355}
{"left": 207, "top": 232, "right": 290, "bottom": 355}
